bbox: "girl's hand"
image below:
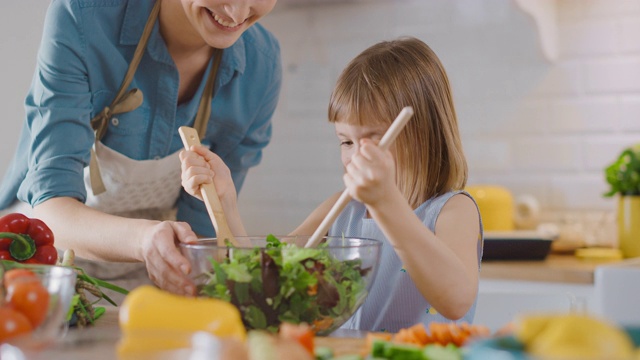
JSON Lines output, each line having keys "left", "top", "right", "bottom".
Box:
{"left": 139, "top": 220, "right": 198, "bottom": 296}
{"left": 343, "top": 139, "right": 397, "bottom": 207}
{"left": 180, "top": 145, "right": 237, "bottom": 205}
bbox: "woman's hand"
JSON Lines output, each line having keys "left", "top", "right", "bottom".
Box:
{"left": 139, "top": 220, "right": 198, "bottom": 296}
{"left": 343, "top": 139, "right": 398, "bottom": 207}
{"left": 180, "top": 145, "right": 248, "bottom": 237}
{"left": 180, "top": 145, "right": 237, "bottom": 205}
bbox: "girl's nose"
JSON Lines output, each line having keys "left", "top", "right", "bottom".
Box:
{"left": 223, "top": 2, "right": 250, "bottom": 25}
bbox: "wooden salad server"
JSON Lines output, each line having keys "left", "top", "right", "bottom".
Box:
{"left": 179, "top": 126, "right": 239, "bottom": 247}
{"left": 304, "top": 107, "right": 414, "bottom": 248}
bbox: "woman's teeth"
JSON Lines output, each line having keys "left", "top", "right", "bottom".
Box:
{"left": 212, "top": 12, "right": 239, "bottom": 28}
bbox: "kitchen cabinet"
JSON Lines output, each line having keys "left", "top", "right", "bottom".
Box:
{"left": 476, "top": 255, "right": 639, "bottom": 332}
{"left": 594, "top": 258, "right": 640, "bottom": 326}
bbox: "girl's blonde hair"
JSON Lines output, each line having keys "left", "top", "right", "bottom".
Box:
{"left": 328, "top": 37, "right": 467, "bottom": 208}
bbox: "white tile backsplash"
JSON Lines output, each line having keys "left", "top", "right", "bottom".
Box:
{"left": 617, "top": 18, "right": 640, "bottom": 53}
{"left": 619, "top": 95, "right": 640, "bottom": 130}
{"left": 559, "top": 20, "right": 618, "bottom": 57}
{"left": 233, "top": 0, "right": 640, "bottom": 233}
{"left": 531, "top": 61, "right": 584, "bottom": 97}
{"left": 1, "top": 0, "right": 639, "bottom": 235}
{"left": 585, "top": 57, "right": 640, "bottom": 93}
{"left": 548, "top": 97, "right": 619, "bottom": 133}
{"left": 581, "top": 0, "right": 640, "bottom": 18}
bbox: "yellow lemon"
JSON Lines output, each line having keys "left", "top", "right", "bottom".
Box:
{"left": 516, "top": 314, "right": 634, "bottom": 360}
{"left": 514, "top": 314, "right": 554, "bottom": 344}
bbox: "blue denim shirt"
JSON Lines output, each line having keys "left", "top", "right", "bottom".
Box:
{"left": 0, "top": 0, "right": 282, "bottom": 236}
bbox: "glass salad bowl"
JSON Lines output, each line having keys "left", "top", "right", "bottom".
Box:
{"left": 179, "top": 235, "right": 382, "bottom": 335}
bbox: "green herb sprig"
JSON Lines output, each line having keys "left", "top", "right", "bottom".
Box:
{"left": 604, "top": 144, "right": 640, "bottom": 197}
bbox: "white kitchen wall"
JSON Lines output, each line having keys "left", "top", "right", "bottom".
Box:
{"left": 0, "top": 1, "right": 47, "bottom": 183}
{"left": 0, "top": 0, "right": 639, "bottom": 237}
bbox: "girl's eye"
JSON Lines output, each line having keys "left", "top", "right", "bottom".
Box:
{"left": 340, "top": 140, "right": 354, "bottom": 147}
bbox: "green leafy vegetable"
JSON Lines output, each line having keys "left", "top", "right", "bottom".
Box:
{"left": 195, "top": 235, "right": 370, "bottom": 334}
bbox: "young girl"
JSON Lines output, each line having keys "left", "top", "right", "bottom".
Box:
{"left": 180, "top": 37, "right": 483, "bottom": 332}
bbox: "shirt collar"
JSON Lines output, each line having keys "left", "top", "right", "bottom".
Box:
{"left": 120, "top": 0, "right": 246, "bottom": 75}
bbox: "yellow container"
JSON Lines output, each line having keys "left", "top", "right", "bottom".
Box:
{"left": 617, "top": 195, "right": 640, "bottom": 258}
{"left": 466, "top": 185, "right": 515, "bottom": 231}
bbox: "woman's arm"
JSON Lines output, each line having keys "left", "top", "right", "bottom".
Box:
{"left": 33, "top": 197, "right": 198, "bottom": 295}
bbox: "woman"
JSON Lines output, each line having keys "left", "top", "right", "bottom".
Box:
{"left": 0, "top": 0, "right": 281, "bottom": 297}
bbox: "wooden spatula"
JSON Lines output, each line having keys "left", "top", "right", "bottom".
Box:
{"left": 304, "top": 107, "right": 414, "bottom": 248}
{"left": 179, "top": 126, "right": 238, "bottom": 246}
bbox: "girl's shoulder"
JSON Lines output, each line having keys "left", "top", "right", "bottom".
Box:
{"left": 420, "top": 190, "right": 468, "bottom": 211}
{"left": 417, "top": 190, "right": 477, "bottom": 230}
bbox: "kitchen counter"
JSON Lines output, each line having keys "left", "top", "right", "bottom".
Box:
{"left": 480, "top": 254, "right": 617, "bottom": 284}
{"left": 24, "top": 308, "right": 366, "bottom": 359}
{"left": 477, "top": 255, "right": 640, "bottom": 332}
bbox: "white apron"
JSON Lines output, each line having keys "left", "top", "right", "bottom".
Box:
{"left": 84, "top": 141, "right": 182, "bottom": 220}
{"left": 73, "top": 142, "right": 183, "bottom": 303}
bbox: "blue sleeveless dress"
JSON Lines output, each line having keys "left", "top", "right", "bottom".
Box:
{"left": 331, "top": 190, "right": 484, "bottom": 332}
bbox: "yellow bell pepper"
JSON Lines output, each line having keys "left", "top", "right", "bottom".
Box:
{"left": 117, "top": 285, "right": 245, "bottom": 358}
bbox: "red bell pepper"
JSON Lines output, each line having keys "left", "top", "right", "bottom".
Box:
{"left": 0, "top": 213, "right": 58, "bottom": 265}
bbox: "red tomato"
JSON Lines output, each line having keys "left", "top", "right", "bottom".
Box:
{"left": 0, "top": 306, "right": 33, "bottom": 343}
{"left": 6, "top": 279, "right": 50, "bottom": 328}
{"left": 279, "top": 322, "right": 315, "bottom": 355}
{"left": 3, "top": 268, "right": 39, "bottom": 288}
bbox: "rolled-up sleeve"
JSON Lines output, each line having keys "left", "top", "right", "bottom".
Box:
{"left": 18, "top": 0, "right": 94, "bottom": 206}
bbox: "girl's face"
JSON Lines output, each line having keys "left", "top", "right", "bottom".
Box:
{"left": 334, "top": 121, "right": 388, "bottom": 169}
{"left": 180, "top": 0, "right": 277, "bottom": 49}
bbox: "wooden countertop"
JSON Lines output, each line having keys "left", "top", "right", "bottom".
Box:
{"left": 480, "top": 254, "right": 619, "bottom": 284}
{"left": 15, "top": 255, "right": 627, "bottom": 357}
{"left": 24, "top": 308, "right": 365, "bottom": 360}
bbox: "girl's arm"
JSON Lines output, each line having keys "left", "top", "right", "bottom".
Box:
{"left": 368, "top": 191, "right": 480, "bottom": 320}
{"left": 345, "top": 139, "right": 480, "bottom": 320}
{"left": 180, "top": 145, "right": 247, "bottom": 237}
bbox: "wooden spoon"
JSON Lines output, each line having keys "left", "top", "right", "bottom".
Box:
{"left": 179, "top": 126, "right": 238, "bottom": 247}
{"left": 304, "top": 106, "right": 414, "bottom": 248}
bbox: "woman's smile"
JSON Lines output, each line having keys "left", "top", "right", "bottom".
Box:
{"left": 204, "top": 8, "right": 246, "bottom": 31}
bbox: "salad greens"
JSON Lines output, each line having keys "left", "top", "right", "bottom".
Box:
{"left": 196, "top": 235, "right": 370, "bottom": 334}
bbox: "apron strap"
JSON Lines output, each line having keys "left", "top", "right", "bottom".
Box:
{"left": 89, "top": 0, "right": 223, "bottom": 196}
{"left": 89, "top": 0, "right": 161, "bottom": 195}
{"left": 193, "top": 49, "right": 222, "bottom": 139}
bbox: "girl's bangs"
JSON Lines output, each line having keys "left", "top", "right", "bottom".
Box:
{"left": 328, "top": 79, "right": 390, "bottom": 127}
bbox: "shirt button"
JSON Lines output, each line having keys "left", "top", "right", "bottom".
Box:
{"left": 111, "top": 117, "right": 119, "bottom": 126}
